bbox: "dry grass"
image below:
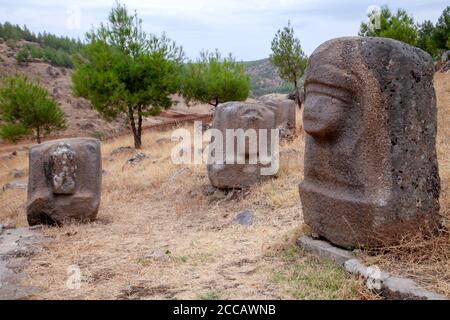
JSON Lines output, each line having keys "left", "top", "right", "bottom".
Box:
{"left": 0, "top": 150, "right": 28, "bottom": 226}
{"left": 1, "top": 73, "right": 448, "bottom": 299}
{"left": 0, "top": 118, "right": 372, "bottom": 299}
{"left": 357, "top": 72, "right": 450, "bottom": 296}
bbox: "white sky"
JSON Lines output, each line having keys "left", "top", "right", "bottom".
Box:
{"left": 0, "top": 0, "right": 447, "bottom": 61}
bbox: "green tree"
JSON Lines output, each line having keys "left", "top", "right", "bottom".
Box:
{"left": 72, "top": 2, "right": 184, "bottom": 149}
{"left": 181, "top": 50, "right": 249, "bottom": 107}
{"left": 0, "top": 75, "right": 65, "bottom": 143}
{"left": 417, "top": 21, "right": 437, "bottom": 57}
{"left": 432, "top": 6, "right": 450, "bottom": 53}
{"left": 270, "top": 21, "right": 308, "bottom": 109}
{"left": 359, "top": 5, "right": 418, "bottom": 46}
{"left": 16, "top": 47, "right": 30, "bottom": 65}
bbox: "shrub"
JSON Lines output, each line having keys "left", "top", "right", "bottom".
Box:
{"left": 181, "top": 50, "right": 249, "bottom": 107}
{"left": 16, "top": 47, "right": 30, "bottom": 65}
{"left": 0, "top": 75, "right": 65, "bottom": 143}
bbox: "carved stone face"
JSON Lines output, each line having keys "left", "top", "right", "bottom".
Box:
{"left": 51, "top": 143, "right": 77, "bottom": 194}
{"left": 299, "top": 36, "right": 441, "bottom": 248}
{"left": 303, "top": 83, "right": 352, "bottom": 137}
{"left": 208, "top": 101, "right": 278, "bottom": 188}
{"left": 235, "top": 103, "right": 276, "bottom": 159}
{"left": 236, "top": 103, "right": 276, "bottom": 131}
{"left": 27, "top": 138, "right": 102, "bottom": 226}
{"left": 303, "top": 63, "right": 354, "bottom": 138}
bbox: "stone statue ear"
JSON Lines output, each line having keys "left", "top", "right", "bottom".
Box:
{"left": 50, "top": 143, "right": 77, "bottom": 194}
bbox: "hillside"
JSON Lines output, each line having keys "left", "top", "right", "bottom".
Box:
{"left": 243, "top": 58, "right": 295, "bottom": 97}
{"left": 0, "top": 40, "right": 129, "bottom": 140}
{"left": 0, "top": 39, "right": 213, "bottom": 148}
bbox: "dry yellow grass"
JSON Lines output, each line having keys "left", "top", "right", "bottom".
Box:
{"left": 357, "top": 72, "right": 450, "bottom": 296}
{"left": 1, "top": 73, "right": 448, "bottom": 299}
{"left": 0, "top": 118, "right": 372, "bottom": 299}
{"left": 0, "top": 150, "right": 28, "bottom": 226}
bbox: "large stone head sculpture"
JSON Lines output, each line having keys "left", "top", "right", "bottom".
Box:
{"left": 258, "top": 95, "right": 297, "bottom": 130}
{"left": 27, "top": 138, "right": 102, "bottom": 225}
{"left": 299, "top": 37, "right": 440, "bottom": 247}
{"left": 207, "top": 101, "right": 279, "bottom": 188}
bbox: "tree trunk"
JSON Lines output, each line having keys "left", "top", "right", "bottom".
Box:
{"left": 294, "top": 79, "right": 302, "bottom": 110}
{"left": 137, "top": 105, "right": 143, "bottom": 149}
{"left": 36, "top": 126, "right": 41, "bottom": 144}
{"left": 128, "top": 106, "right": 141, "bottom": 149}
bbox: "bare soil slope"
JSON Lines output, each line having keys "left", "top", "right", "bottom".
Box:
{"left": 0, "top": 41, "right": 212, "bottom": 149}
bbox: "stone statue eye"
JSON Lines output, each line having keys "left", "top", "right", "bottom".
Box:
{"left": 305, "top": 82, "right": 352, "bottom": 104}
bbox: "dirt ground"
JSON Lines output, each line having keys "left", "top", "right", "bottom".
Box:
{"left": 0, "top": 72, "right": 448, "bottom": 300}
{"left": 0, "top": 107, "right": 374, "bottom": 299}
{"left": 356, "top": 71, "right": 450, "bottom": 296}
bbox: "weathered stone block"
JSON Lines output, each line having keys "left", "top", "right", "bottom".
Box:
{"left": 26, "top": 138, "right": 102, "bottom": 225}
{"left": 299, "top": 37, "right": 440, "bottom": 247}
{"left": 207, "top": 101, "right": 280, "bottom": 188}
{"left": 258, "top": 94, "right": 297, "bottom": 130}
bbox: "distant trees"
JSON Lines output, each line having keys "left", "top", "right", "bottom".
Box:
{"left": 181, "top": 50, "right": 249, "bottom": 107}
{"left": 16, "top": 47, "right": 30, "bottom": 65}
{"left": 432, "top": 6, "right": 450, "bottom": 53}
{"left": 16, "top": 44, "right": 74, "bottom": 68}
{"left": 270, "top": 21, "right": 308, "bottom": 109}
{"left": 0, "top": 75, "right": 65, "bottom": 143}
{"left": 72, "top": 2, "right": 184, "bottom": 149}
{"left": 417, "top": 20, "right": 438, "bottom": 58}
{"left": 360, "top": 5, "right": 450, "bottom": 59}
{"left": 0, "top": 22, "right": 82, "bottom": 68}
{"left": 359, "top": 6, "right": 418, "bottom": 46}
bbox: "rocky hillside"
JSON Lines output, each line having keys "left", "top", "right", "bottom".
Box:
{"left": 0, "top": 40, "right": 129, "bottom": 141}
{"left": 244, "top": 58, "right": 295, "bottom": 97}
{"left": 0, "top": 40, "right": 212, "bottom": 147}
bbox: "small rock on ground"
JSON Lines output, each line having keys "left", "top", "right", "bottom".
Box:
{"left": 2, "top": 180, "right": 27, "bottom": 191}
{"left": 0, "top": 227, "right": 44, "bottom": 299}
{"left": 144, "top": 249, "right": 169, "bottom": 261}
{"left": 170, "top": 167, "right": 192, "bottom": 181}
{"left": 9, "top": 169, "right": 24, "bottom": 179}
{"left": 110, "top": 146, "right": 133, "bottom": 156}
{"left": 156, "top": 137, "right": 172, "bottom": 145}
{"left": 127, "top": 152, "right": 148, "bottom": 166}
{"left": 234, "top": 210, "right": 254, "bottom": 226}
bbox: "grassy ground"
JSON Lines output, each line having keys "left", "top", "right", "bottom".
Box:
{"left": 0, "top": 72, "right": 448, "bottom": 299}
{"left": 0, "top": 110, "right": 373, "bottom": 299}
{"left": 356, "top": 72, "right": 450, "bottom": 296}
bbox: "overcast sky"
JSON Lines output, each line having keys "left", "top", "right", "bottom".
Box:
{"left": 0, "top": 0, "right": 447, "bottom": 61}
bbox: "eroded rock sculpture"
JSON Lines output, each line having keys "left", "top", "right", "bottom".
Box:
{"left": 27, "top": 138, "right": 102, "bottom": 225}
{"left": 299, "top": 37, "right": 440, "bottom": 247}
{"left": 258, "top": 94, "right": 297, "bottom": 131}
{"left": 207, "top": 101, "right": 281, "bottom": 188}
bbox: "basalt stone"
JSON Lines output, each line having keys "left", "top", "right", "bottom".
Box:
{"left": 258, "top": 94, "right": 296, "bottom": 130}
{"left": 26, "top": 138, "right": 102, "bottom": 226}
{"left": 299, "top": 37, "right": 440, "bottom": 248}
{"left": 207, "top": 101, "right": 280, "bottom": 188}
